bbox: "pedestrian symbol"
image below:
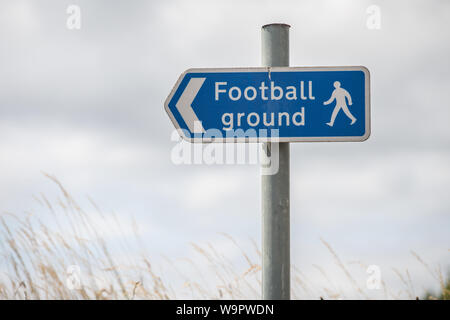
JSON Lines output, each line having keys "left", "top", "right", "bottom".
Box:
{"left": 323, "top": 81, "right": 357, "bottom": 127}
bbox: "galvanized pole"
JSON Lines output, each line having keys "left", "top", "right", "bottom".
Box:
{"left": 261, "top": 23, "right": 290, "bottom": 300}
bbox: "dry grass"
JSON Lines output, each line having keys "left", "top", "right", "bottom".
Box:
{"left": 0, "top": 175, "right": 447, "bottom": 300}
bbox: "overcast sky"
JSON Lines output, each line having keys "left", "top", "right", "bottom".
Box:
{"left": 0, "top": 0, "right": 449, "bottom": 299}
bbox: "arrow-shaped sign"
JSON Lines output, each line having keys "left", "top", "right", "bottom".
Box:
{"left": 165, "top": 67, "right": 370, "bottom": 143}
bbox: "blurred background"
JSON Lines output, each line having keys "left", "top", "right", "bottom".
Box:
{"left": 0, "top": 0, "right": 449, "bottom": 299}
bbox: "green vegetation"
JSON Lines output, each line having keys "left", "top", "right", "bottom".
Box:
{"left": 423, "top": 276, "right": 450, "bottom": 300}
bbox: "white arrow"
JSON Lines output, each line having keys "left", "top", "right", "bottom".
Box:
{"left": 176, "top": 77, "right": 206, "bottom": 133}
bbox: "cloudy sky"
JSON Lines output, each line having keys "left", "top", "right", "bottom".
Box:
{"left": 0, "top": 0, "right": 449, "bottom": 299}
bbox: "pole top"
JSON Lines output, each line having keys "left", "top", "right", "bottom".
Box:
{"left": 262, "top": 23, "right": 291, "bottom": 29}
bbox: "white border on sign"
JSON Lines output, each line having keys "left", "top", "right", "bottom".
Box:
{"left": 164, "top": 66, "right": 371, "bottom": 143}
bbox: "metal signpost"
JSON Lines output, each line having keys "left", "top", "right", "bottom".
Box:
{"left": 261, "top": 23, "right": 291, "bottom": 301}
{"left": 165, "top": 23, "right": 371, "bottom": 300}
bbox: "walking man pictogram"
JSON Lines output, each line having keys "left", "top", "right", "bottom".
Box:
{"left": 323, "top": 81, "right": 356, "bottom": 127}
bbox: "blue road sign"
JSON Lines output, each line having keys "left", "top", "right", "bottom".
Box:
{"left": 165, "top": 67, "right": 370, "bottom": 142}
